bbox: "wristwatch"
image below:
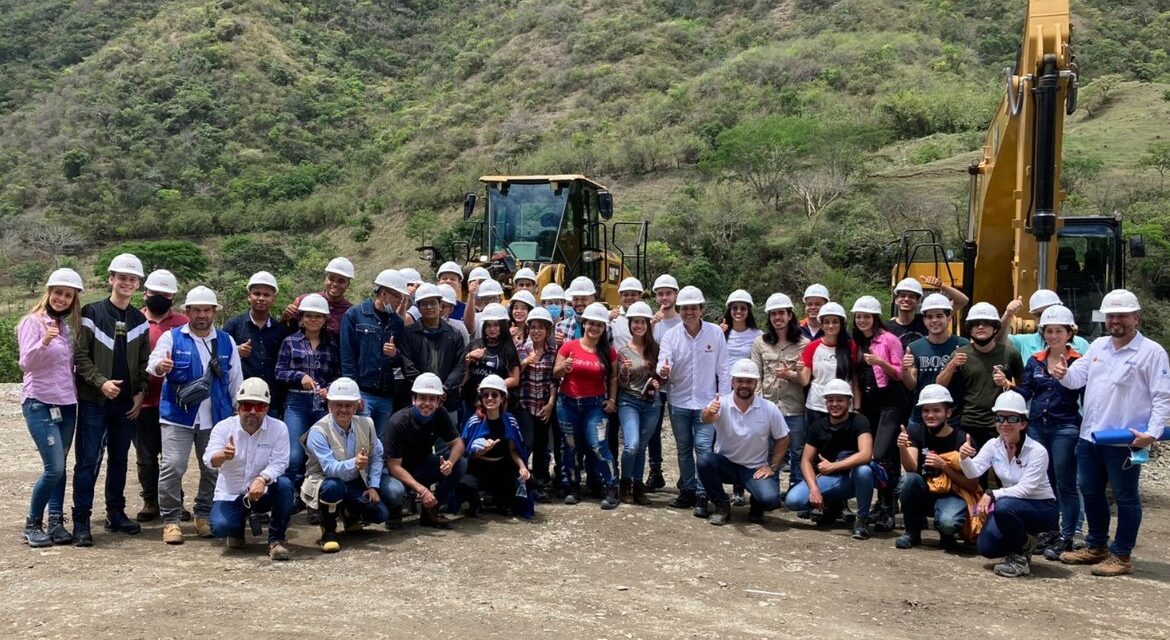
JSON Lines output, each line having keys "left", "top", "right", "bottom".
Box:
{"left": 769, "top": 463, "right": 780, "bottom": 473}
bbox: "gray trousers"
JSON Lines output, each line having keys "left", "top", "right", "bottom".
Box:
{"left": 158, "top": 424, "right": 217, "bottom": 523}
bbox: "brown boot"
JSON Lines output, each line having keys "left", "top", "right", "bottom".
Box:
{"left": 1060, "top": 546, "right": 1109, "bottom": 565}
{"left": 135, "top": 499, "right": 160, "bottom": 522}
{"left": 1090, "top": 553, "right": 1133, "bottom": 577}
{"left": 632, "top": 481, "right": 651, "bottom": 506}
{"left": 620, "top": 479, "right": 634, "bottom": 504}
{"left": 420, "top": 506, "right": 453, "bottom": 530}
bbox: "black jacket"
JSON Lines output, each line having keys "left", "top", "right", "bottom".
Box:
{"left": 397, "top": 321, "right": 467, "bottom": 410}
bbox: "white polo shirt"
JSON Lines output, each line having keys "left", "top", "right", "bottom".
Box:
{"left": 960, "top": 435, "right": 1054, "bottom": 501}
{"left": 203, "top": 415, "right": 290, "bottom": 501}
{"left": 1059, "top": 332, "right": 1170, "bottom": 441}
{"left": 657, "top": 321, "right": 729, "bottom": 410}
{"left": 711, "top": 394, "right": 789, "bottom": 468}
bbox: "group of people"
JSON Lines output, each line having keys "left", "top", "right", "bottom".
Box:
{"left": 17, "top": 253, "right": 1168, "bottom": 578}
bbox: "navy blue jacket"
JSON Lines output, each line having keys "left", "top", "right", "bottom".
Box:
{"left": 1015, "top": 348, "right": 1083, "bottom": 426}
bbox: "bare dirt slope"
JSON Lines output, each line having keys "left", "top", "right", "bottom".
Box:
{"left": 0, "top": 385, "right": 1167, "bottom": 640}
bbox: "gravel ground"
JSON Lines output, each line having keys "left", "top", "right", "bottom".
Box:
{"left": 0, "top": 384, "right": 1168, "bottom": 639}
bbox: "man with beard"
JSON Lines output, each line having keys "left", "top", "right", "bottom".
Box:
{"left": 398, "top": 284, "right": 467, "bottom": 427}
{"left": 223, "top": 272, "right": 287, "bottom": 418}
{"left": 697, "top": 359, "right": 789, "bottom": 526}
{"left": 282, "top": 257, "right": 354, "bottom": 335}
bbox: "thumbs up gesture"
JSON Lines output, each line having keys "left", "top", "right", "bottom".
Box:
{"left": 620, "top": 355, "right": 633, "bottom": 373}
{"left": 101, "top": 379, "right": 123, "bottom": 399}
{"left": 157, "top": 350, "right": 175, "bottom": 375}
{"left": 816, "top": 454, "right": 835, "bottom": 475}
{"left": 897, "top": 424, "right": 912, "bottom": 449}
{"left": 959, "top": 433, "right": 977, "bottom": 460}
{"left": 1052, "top": 353, "right": 1069, "bottom": 380}
{"left": 1005, "top": 295, "right": 1024, "bottom": 316}
{"left": 659, "top": 358, "right": 671, "bottom": 379}
{"left": 950, "top": 348, "right": 967, "bottom": 368}
{"left": 383, "top": 335, "right": 397, "bottom": 357}
{"left": 439, "top": 455, "right": 454, "bottom": 476}
{"left": 902, "top": 348, "right": 916, "bottom": 372}
{"left": 223, "top": 434, "right": 236, "bottom": 461}
{"left": 564, "top": 354, "right": 575, "bottom": 372}
{"left": 992, "top": 364, "right": 1008, "bottom": 388}
{"left": 42, "top": 317, "right": 60, "bottom": 345}
{"left": 707, "top": 395, "right": 721, "bottom": 414}
{"left": 355, "top": 446, "right": 369, "bottom": 471}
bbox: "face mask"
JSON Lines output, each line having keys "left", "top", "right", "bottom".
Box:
{"left": 46, "top": 305, "right": 70, "bottom": 319}
{"left": 562, "top": 306, "right": 576, "bottom": 321}
{"left": 1127, "top": 447, "right": 1150, "bottom": 468}
{"left": 411, "top": 406, "right": 436, "bottom": 424}
{"left": 546, "top": 305, "right": 562, "bottom": 320}
{"left": 145, "top": 295, "right": 174, "bottom": 315}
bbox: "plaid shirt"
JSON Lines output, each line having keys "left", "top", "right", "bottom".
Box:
{"left": 275, "top": 331, "right": 340, "bottom": 390}
{"left": 555, "top": 316, "right": 583, "bottom": 342}
{"left": 517, "top": 338, "right": 558, "bottom": 415}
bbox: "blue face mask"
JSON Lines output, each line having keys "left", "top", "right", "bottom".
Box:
{"left": 411, "top": 406, "right": 436, "bottom": 424}
{"left": 562, "top": 306, "right": 576, "bottom": 321}
{"left": 1127, "top": 446, "right": 1150, "bottom": 468}
{"left": 545, "top": 304, "right": 562, "bottom": 320}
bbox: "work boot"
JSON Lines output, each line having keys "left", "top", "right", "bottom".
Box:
{"left": 707, "top": 501, "right": 731, "bottom": 526}
{"left": 194, "top": 517, "right": 213, "bottom": 538}
{"left": 730, "top": 487, "right": 746, "bottom": 507}
{"left": 1060, "top": 546, "right": 1109, "bottom": 565}
{"left": 162, "top": 523, "right": 184, "bottom": 545}
{"left": 420, "top": 506, "right": 453, "bottom": 529}
{"left": 46, "top": 513, "right": 72, "bottom": 545}
{"left": 600, "top": 486, "right": 620, "bottom": 510}
{"left": 747, "top": 497, "right": 765, "bottom": 524}
{"left": 993, "top": 554, "right": 1031, "bottom": 578}
{"left": 1042, "top": 537, "right": 1075, "bottom": 561}
{"left": 619, "top": 479, "right": 634, "bottom": 504}
{"left": 104, "top": 511, "right": 141, "bottom": 535}
{"left": 23, "top": 516, "right": 52, "bottom": 548}
{"left": 669, "top": 489, "right": 696, "bottom": 509}
{"left": 135, "top": 499, "right": 160, "bottom": 523}
{"left": 268, "top": 540, "right": 290, "bottom": 561}
{"left": 307, "top": 507, "right": 321, "bottom": 526}
{"left": 693, "top": 496, "right": 709, "bottom": 519}
{"left": 226, "top": 534, "right": 246, "bottom": 549}
{"left": 851, "top": 520, "right": 871, "bottom": 540}
{"left": 1090, "top": 553, "right": 1133, "bottom": 577}
{"left": 895, "top": 532, "right": 922, "bottom": 549}
{"left": 71, "top": 512, "right": 93, "bottom": 547}
{"left": 632, "top": 481, "right": 651, "bottom": 506}
{"left": 318, "top": 511, "right": 341, "bottom": 553}
{"left": 646, "top": 466, "right": 666, "bottom": 491}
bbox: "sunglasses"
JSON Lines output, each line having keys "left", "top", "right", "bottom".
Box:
{"left": 238, "top": 401, "right": 269, "bottom": 413}
{"left": 994, "top": 414, "right": 1024, "bottom": 424}
{"left": 480, "top": 391, "right": 503, "bottom": 400}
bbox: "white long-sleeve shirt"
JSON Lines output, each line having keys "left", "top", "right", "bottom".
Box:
{"left": 961, "top": 435, "right": 1054, "bottom": 501}
{"left": 203, "top": 415, "right": 289, "bottom": 502}
{"left": 1058, "top": 332, "right": 1170, "bottom": 441}
{"left": 657, "top": 321, "right": 729, "bottom": 410}
{"left": 148, "top": 325, "right": 244, "bottom": 430}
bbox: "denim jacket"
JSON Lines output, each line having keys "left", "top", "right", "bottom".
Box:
{"left": 340, "top": 299, "right": 404, "bottom": 396}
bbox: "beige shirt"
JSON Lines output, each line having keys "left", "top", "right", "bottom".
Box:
{"left": 751, "top": 334, "right": 809, "bottom": 416}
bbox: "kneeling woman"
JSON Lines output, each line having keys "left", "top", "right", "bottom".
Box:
{"left": 960, "top": 391, "right": 1058, "bottom": 578}
{"left": 455, "top": 375, "right": 534, "bottom": 518}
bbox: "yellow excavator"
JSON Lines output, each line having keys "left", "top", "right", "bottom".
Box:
{"left": 417, "top": 175, "right": 649, "bottom": 307}
{"left": 890, "top": 0, "right": 1143, "bottom": 336}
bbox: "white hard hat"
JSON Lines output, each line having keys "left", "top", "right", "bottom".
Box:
{"left": 247, "top": 271, "right": 279, "bottom": 293}
{"left": 1028, "top": 289, "right": 1062, "bottom": 314}
{"left": 414, "top": 283, "right": 443, "bottom": 303}
{"left": 478, "top": 374, "right": 509, "bottom": 394}
{"left": 182, "top": 285, "right": 220, "bottom": 309}
{"left": 46, "top": 268, "right": 84, "bottom": 292}
{"left": 107, "top": 253, "right": 144, "bottom": 278}
{"left": 816, "top": 302, "right": 847, "bottom": 320}
{"left": 527, "top": 307, "right": 554, "bottom": 326}
{"left": 726, "top": 289, "right": 753, "bottom": 306}
{"left": 1099, "top": 289, "right": 1140, "bottom": 314}
{"left": 510, "top": 290, "right": 537, "bottom": 309}
{"left": 581, "top": 302, "right": 611, "bottom": 324}
{"left": 411, "top": 372, "right": 445, "bottom": 396}
{"left": 437, "top": 261, "right": 463, "bottom": 279}
{"left": 298, "top": 293, "right": 330, "bottom": 315}
{"left": 144, "top": 269, "right": 179, "bottom": 295}
{"left": 324, "top": 257, "right": 355, "bottom": 280}
{"left": 992, "top": 390, "right": 1028, "bottom": 415}
{"left": 619, "top": 277, "right": 644, "bottom": 294}
{"left": 467, "top": 266, "right": 491, "bottom": 283}
{"left": 966, "top": 302, "right": 1000, "bottom": 323}
{"left": 514, "top": 267, "right": 538, "bottom": 284}
{"left": 1038, "top": 304, "right": 1076, "bottom": 328}
{"left": 920, "top": 293, "right": 953, "bottom": 313}
{"left": 677, "top": 285, "right": 705, "bottom": 306}
{"left": 477, "top": 279, "right": 504, "bottom": 298}
{"left": 326, "top": 377, "right": 362, "bottom": 402}
{"left": 729, "top": 358, "right": 761, "bottom": 380}
{"left": 850, "top": 295, "right": 883, "bottom": 316}
{"left": 437, "top": 284, "right": 458, "bottom": 306}
{"left": 822, "top": 379, "right": 853, "bottom": 398}
{"left": 374, "top": 269, "right": 409, "bottom": 295}
{"left": 399, "top": 267, "right": 422, "bottom": 285}
{"left": 916, "top": 384, "right": 954, "bottom": 407}
{"left": 236, "top": 378, "right": 271, "bottom": 404}
{"left": 540, "top": 283, "right": 566, "bottom": 302}
{"left": 652, "top": 274, "right": 679, "bottom": 292}
{"left": 566, "top": 276, "right": 597, "bottom": 297}
{"left": 480, "top": 302, "right": 509, "bottom": 322}
{"left": 894, "top": 278, "right": 924, "bottom": 297}
{"left": 626, "top": 301, "right": 654, "bottom": 320}
{"left": 764, "top": 293, "right": 794, "bottom": 312}
{"left": 803, "top": 283, "right": 830, "bottom": 302}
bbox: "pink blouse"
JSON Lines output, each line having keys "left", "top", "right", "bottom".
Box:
{"left": 17, "top": 313, "right": 77, "bottom": 405}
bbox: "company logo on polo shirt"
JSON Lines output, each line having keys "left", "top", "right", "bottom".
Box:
{"left": 705, "top": 344, "right": 713, "bottom": 352}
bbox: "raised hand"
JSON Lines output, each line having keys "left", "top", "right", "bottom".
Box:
{"left": 992, "top": 364, "right": 1008, "bottom": 388}
{"left": 383, "top": 336, "right": 397, "bottom": 357}
{"left": 950, "top": 348, "right": 967, "bottom": 368}
{"left": 959, "top": 434, "right": 977, "bottom": 460}
{"left": 902, "top": 347, "right": 916, "bottom": 372}
{"left": 156, "top": 351, "right": 174, "bottom": 375}
{"left": 100, "top": 379, "right": 123, "bottom": 399}
{"left": 659, "top": 358, "right": 671, "bottom": 379}
{"left": 1051, "top": 353, "right": 1069, "bottom": 380}
{"left": 238, "top": 339, "right": 253, "bottom": 358}
{"left": 223, "top": 434, "right": 236, "bottom": 461}
{"left": 42, "top": 317, "right": 60, "bottom": 345}
{"left": 439, "top": 456, "right": 454, "bottom": 476}
{"left": 564, "top": 355, "right": 575, "bottom": 373}
{"left": 707, "top": 395, "right": 721, "bottom": 414}
{"left": 897, "top": 425, "right": 912, "bottom": 450}
{"left": 355, "top": 447, "right": 369, "bottom": 471}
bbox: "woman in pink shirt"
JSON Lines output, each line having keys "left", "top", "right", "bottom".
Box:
{"left": 851, "top": 295, "right": 904, "bottom": 531}
{"left": 17, "top": 268, "right": 85, "bottom": 547}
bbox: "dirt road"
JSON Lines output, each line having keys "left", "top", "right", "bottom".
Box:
{"left": 0, "top": 385, "right": 1167, "bottom": 639}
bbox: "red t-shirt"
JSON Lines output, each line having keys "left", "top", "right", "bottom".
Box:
{"left": 558, "top": 339, "right": 618, "bottom": 399}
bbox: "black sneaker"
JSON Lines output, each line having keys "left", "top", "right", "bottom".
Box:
{"left": 1043, "top": 536, "right": 1074, "bottom": 561}
{"left": 532, "top": 486, "right": 551, "bottom": 504}
{"left": 851, "top": 521, "right": 871, "bottom": 540}
{"left": 307, "top": 508, "right": 321, "bottom": 525}
{"left": 693, "top": 498, "right": 709, "bottom": 519}
{"left": 104, "top": 511, "right": 142, "bottom": 535}
{"left": 895, "top": 532, "right": 922, "bottom": 549}
{"left": 668, "top": 490, "right": 696, "bottom": 509}
{"left": 600, "top": 486, "right": 620, "bottom": 510}
{"left": 563, "top": 493, "right": 580, "bottom": 506}
{"left": 646, "top": 468, "right": 666, "bottom": 491}
{"left": 23, "top": 517, "right": 52, "bottom": 548}
{"left": 708, "top": 502, "right": 732, "bottom": 526}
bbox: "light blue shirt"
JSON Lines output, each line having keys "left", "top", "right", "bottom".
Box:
{"left": 1009, "top": 332, "right": 1090, "bottom": 360}
{"left": 305, "top": 417, "right": 384, "bottom": 488}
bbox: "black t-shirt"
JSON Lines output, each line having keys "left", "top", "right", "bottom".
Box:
{"left": 108, "top": 300, "right": 132, "bottom": 402}
{"left": 886, "top": 315, "right": 928, "bottom": 351}
{"left": 907, "top": 423, "right": 967, "bottom": 478}
{"left": 382, "top": 407, "right": 459, "bottom": 471}
{"left": 462, "top": 339, "right": 518, "bottom": 405}
{"left": 806, "top": 414, "right": 872, "bottom": 464}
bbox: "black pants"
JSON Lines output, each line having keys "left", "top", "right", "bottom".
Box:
{"left": 862, "top": 385, "right": 902, "bottom": 507}
{"left": 515, "top": 406, "right": 554, "bottom": 483}
{"left": 133, "top": 407, "right": 162, "bottom": 502}
{"left": 460, "top": 457, "right": 520, "bottom": 509}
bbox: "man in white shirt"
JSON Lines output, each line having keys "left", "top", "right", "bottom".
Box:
{"left": 657, "top": 286, "right": 729, "bottom": 517}
{"left": 697, "top": 359, "right": 788, "bottom": 526}
{"left": 148, "top": 287, "right": 243, "bottom": 544}
{"left": 646, "top": 274, "right": 682, "bottom": 490}
{"left": 1053, "top": 289, "right": 1170, "bottom": 576}
{"left": 205, "top": 378, "right": 293, "bottom": 561}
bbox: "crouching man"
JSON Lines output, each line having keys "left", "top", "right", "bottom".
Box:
{"left": 301, "top": 377, "right": 389, "bottom": 553}
{"left": 697, "top": 359, "right": 788, "bottom": 526}
{"left": 205, "top": 378, "right": 294, "bottom": 560}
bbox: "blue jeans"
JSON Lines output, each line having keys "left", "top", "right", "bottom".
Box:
{"left": 1030, "top": 416, "right": 1081, "bottom": 539}
{"left": 209, "top": 476, "right": 295, "bottom": 544}
{"left": 381, "top": 451, "right": 468, "bottom": 511}
{"left": 697, "top": 452, "right": 781, "bottom": 510}
{"left": 618, "top": 392, "right": 660, "bottom": 481}
{"left": 24, "top": 399, "right": 76, "bottom": 519}
{"left": 283, "top": 392, "right": 327, "bottom": 490}
{"left": 670, "top": 407, "right": 714, "bottom": 496}
{"left": 977, "top": 497, "right": 1059, "bottom": 558}
{"left": 785, "top": 464, "right": 874, "bottom": 519}
{"left": 318, "top": 478, "right": 390, "bottom": 523}
{"left": 647, "top": 392, "right": 667, "bottom": 469}
{"left": 359, "top": 392, "right": 394, "bottom": 441}
{"left": 556, "top": 395, "right": 617, "bottom": 491}
{"left": 783, "top": 413, "right": 807, "bottom": 488}
{"left": 73, "top": 399, "right": 135, "bottom": 517}
{"left": 897, "top": 472, "right": 969, "bottom": 536}
{"left": 1078, "top": 439, "right": 1143, "bottom": 556}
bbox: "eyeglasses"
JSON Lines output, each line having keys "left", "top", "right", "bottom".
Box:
{"left": 238, "top": 401, "right": 268, "bottom": 413}
{"left": 994, "top": 415, "right": 1024, "bottom": 424}
{"left": 480, "top": 391, "right": 503, "bottom": 400}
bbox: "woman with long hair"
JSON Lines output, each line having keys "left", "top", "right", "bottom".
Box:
{"left": 517, "top": 307, "right": 558, "bottom": 502}
{"left": 722, "top": 290, "right": 762, "bottom": 363}
{"left": 799, "top": 302, "right": 858, "bottom": 424}
{"left": 462, "top": 303, "right": 521, "bottom": 418}
{"left": 509, "top": 290, "right": 537, "bottom": 346}
{"left": 615, "top": 302, "right": 661, "bottom": 505}
{"left": 17, "top": 268, "right": 85, "bottom": 547}
{"left": 851, "top": 295, "right": 904, "bottom": 531}
{"left": 751, "top": 293, "right": 809, "bottom": 492}
{"left": 453, "top": 375, "right": 534, "bottom": 518}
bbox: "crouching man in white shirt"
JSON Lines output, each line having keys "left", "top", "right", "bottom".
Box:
{"left": 205, "top": 378, "right": 294, "bottom": 561}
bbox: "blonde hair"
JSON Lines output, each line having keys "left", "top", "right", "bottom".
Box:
{"left": 28, "top": 287, "right": 81, "bottom": 335}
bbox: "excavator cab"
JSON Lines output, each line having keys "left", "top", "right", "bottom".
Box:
{"left": 1054, "top": 216, "right": 1127, "bottom": 338}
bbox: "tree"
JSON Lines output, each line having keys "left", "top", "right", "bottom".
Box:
{"left": 701, "top": 116, "right": 822, "bottom": 212}
{"left": 1139, "top": 142, "right": 1170, "bottom": 190}
{"left": 94, "top": 241, "right": 209, "bottom": 282}
{"left": 9, "top": 215, "right": 82, "bottom": 265}
{"left": 13, "top": 261, "right": 48, "bottom": 294}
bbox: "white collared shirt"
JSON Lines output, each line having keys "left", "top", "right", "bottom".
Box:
{"left": 711, "top": 394, "right": 789, "bottom": 468}
{"left": 961, "top": 435, "right": 1054, "bottom": 501}
{"left": 657, "top": 321, "right": 729, "bottom": 410}
{"left": 204, "top": 415, "right": 289, "bottom": 501}
{"left": 1059, "top": 332, "right": 1170, "bottom": 441}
